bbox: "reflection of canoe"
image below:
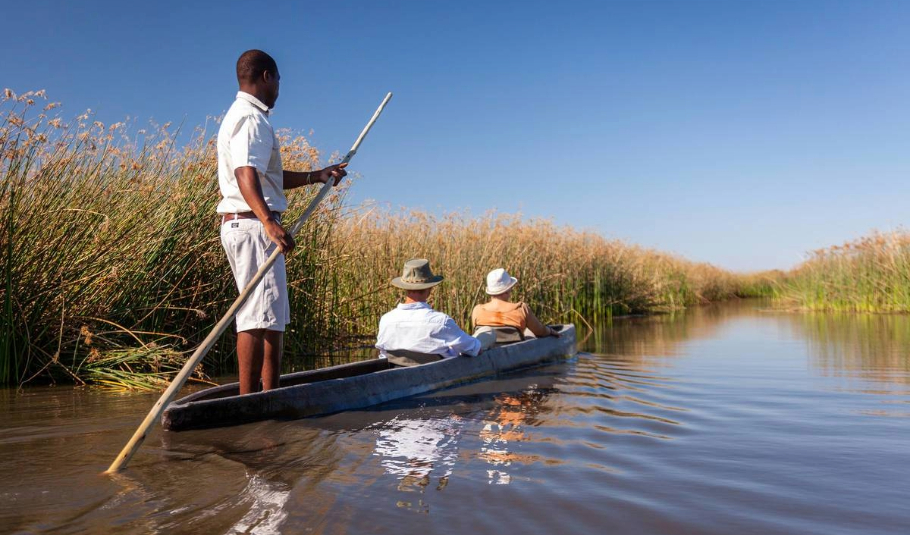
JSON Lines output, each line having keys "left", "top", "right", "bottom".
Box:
{"left": 162, "top": 324, "right": 576, "bottom": 431}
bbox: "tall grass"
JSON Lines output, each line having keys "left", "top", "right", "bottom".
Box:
{"left": 324, "top": 208, "right": 743, "bottom": 335}
{"left": 0, "top": 89, "right": 343, "bottom": 388}
{"left": 1, "top": 89, "right": 747, "bottom": 389}
{"left": 734, "top": 270, "right": 784, "bottom": 298}
{"left": 777, "top": 230, "right": 910, "bottom": 312}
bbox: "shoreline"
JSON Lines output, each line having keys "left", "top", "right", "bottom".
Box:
{"left": 1, "top": 91, "right": 892, "bottom": 390}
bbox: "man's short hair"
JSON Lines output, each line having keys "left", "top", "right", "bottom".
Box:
{"left": 236, "top": 50, "right": 278, "bottom": 84}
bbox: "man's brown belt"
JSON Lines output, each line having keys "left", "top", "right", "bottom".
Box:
{"left": 220, "top": 211, "right": 282, "bottom": 224}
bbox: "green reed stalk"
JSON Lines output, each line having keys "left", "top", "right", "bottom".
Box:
{"left": 1, "top": 186, "right": 16, "bottom": 384}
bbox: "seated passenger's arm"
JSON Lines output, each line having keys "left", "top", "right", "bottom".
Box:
{"left": 523, "top": 303, "right": 557, "bottom": 337}
{"left": 442, "top": 318, "right": 482, "bottom": 356}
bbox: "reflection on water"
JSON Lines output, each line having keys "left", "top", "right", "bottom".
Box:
{"left": 373, "top": 415, "right": 463, "bottom": 496}
{"left": 364, "top": 374, "right": 559, "bottom": 511}
{"left": 227, "top": 475, "right": 290, "bottom": 535}
{"left": 585, "top": 306, "right": 729, "bottom": 359}
{"left": 479, "top": 385, "right": 555, "bottom": 485}
{"left": 790, "top": 313, "right": 910, "bottom": 382}
{"left": 2, "top": 299, "right": 909, "bottom": 534}
{"left": 592, "top": 303, "right": 910, "bottom": 391}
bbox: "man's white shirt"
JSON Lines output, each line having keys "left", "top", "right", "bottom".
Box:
{"left": 216, "top": 91, "right": 288, "bottom": 214}
{"left": 376, "top": 302, "right": 481, "bottom": 358}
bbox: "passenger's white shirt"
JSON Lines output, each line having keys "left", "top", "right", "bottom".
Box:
{"left": 376, "top": 302, "right": 481, "bottom": 358}
{"left": 216, "top": 92, "right": 288, "bottom": 214}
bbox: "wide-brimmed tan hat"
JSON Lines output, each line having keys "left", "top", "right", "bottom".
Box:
{"left": 485, "top": 268, "right": 518, "bottom": 295}
{"left": 391, "top": 258, "right": 445, "bottom": 290}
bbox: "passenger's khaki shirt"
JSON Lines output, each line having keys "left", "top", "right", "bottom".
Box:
{"left": 471, "top": 301, "right": 552, "bottom": 337}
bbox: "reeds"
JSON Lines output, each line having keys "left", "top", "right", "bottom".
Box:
{"left": 776, "top": 230, "right": 910, "bottom": 312}
{"left": 1, "top": 90, "right": 747, "bottom": 388}
{"left": 323, "top": 207, "right": 744, "bottom": 335}
{"left": 733, "top": 270, "right": 783, "bottom": 298}
{"left": 0, "top": 89, "right": 342, "bottom": 388}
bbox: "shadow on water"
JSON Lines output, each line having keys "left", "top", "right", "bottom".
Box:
{"left": 158, "top": 422, "right": 346, "bottom": 534}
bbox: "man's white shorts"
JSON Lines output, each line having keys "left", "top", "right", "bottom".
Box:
{"left": 220, "top": 218, "right": 290, "bottom": 332}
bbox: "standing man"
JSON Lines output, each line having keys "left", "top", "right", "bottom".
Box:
{"left": 217, "top": 49, "right": 347, "bottom": 394}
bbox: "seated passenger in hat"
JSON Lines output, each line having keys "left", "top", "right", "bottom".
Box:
{"left": 376, "top": 258, "right": 495, "bottom": 366}
{"left": 471, "top": 268, "right": 560, "bottom": 343}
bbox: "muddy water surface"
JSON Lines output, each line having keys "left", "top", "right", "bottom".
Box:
{"left": 2, "top": 301, "right": 908, "bottom": 534}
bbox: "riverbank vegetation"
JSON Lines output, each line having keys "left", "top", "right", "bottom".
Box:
{"left": 1, "top": 90, "right": 751, "bottom": 389}
{"left": 775, "top": 231, "right": 910, "bottom": 312}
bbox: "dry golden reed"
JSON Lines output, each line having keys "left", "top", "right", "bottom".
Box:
{"left": 323, "top": 207, "right": 743, "bottom": 336}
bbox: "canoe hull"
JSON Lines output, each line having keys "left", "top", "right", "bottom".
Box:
{"left": 162, "top": 324, "right": 576, "bottom": 431}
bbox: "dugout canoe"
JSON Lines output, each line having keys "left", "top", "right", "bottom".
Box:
{"left": 161, "top": 324, "right": 577, "bottom": 431}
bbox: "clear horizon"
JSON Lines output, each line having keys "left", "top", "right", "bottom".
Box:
{"left": 5, "top": 0, "right": 909, "bottom": 272}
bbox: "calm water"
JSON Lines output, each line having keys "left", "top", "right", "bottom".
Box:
{"left": 2, "top": 300, "right": 908, "bottom": 534}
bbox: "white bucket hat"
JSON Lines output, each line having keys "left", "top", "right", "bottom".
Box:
{"left": 485, "top": 268, "right": 518, "bottom": 295}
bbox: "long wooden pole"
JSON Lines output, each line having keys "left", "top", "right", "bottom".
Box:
{"left": 106, "top": 92, "right": 393, "bottom": 474}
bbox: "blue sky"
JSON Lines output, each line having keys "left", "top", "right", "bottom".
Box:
{"left": 5, "top": 0, "right": 910, "bottom": 271}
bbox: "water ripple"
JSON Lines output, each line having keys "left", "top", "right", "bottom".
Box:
{"left": 4, "top": 301, "right": 910, "bottom": 534}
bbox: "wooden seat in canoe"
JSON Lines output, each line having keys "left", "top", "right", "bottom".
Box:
{"left": 385, "top": 349, "right": 445, "bottom": 367}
